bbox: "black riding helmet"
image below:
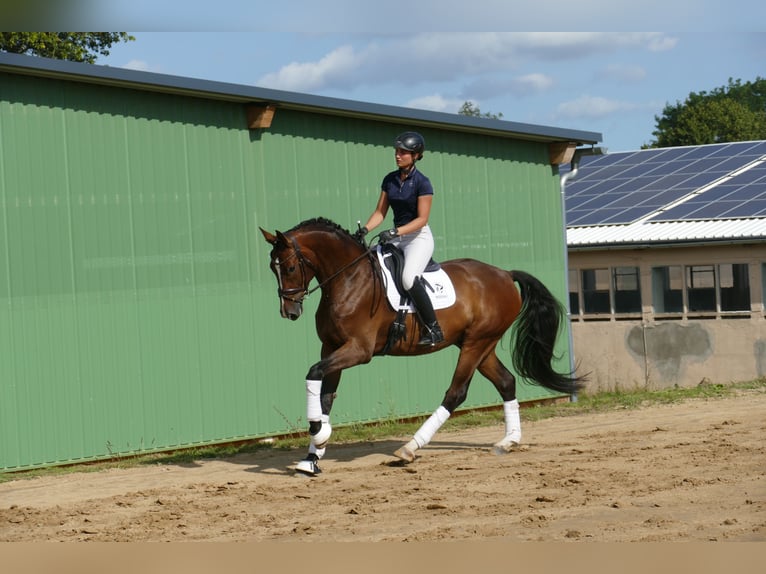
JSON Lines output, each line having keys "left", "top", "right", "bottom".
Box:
{"left": 394, "top": 131, "right": 425, "bottom": 159}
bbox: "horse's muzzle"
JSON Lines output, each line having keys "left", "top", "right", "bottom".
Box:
{"left": 280, "top": 301, "right": 303, "bottom": 321}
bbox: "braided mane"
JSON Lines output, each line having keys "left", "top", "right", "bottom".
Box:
{"left": 287, "top": 217, "right": 352, "bottom": 239}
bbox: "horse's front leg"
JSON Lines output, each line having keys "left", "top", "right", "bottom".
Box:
{"left": 295, "top": 341, "right": 372, "bottom": 476}
{"left": 295, "top": 368, "right": 340, "bottom": 476}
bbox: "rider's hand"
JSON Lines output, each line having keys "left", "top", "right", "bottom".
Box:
{"left": 379, "top": 228, "right": 398, "bottom": 244}
{"left": 352, "top": 226, "right": 368, "bottom": 243}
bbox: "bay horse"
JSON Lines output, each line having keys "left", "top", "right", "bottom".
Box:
{"left": 260, "top": 217, "right": 584, "bottom": 476}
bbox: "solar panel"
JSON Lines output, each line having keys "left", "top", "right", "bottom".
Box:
{"left": 600, "top": 206, "right": 659, "bottom": 224}
{"left": 651, "top": 182, "right": 766, "bottom": 221}
{"left": 700, "top": 184, "right": 740, "bottom": 201}
{"left": 673, "top": 145, "right": 719, "bottom": 160}
{"left": 568, "top": 208, "right": 626, "bottom": 226}
{"left": 677, "top": 171, "right": 727, "bottom": 188}
{"left": 716, "top": 199, "right": 766, "bottom": 218}
{"left": 565, "top": 141, "right": 766, "bottom": 226}
{"left": 644, "top": 160, "right": 689, "bottom": 175}
{"left": 725, "top": 165, "right": 766, "bottom": 184}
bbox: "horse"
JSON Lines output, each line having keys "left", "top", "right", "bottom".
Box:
{"left": 260, "top": 217, "right": 585, "bottom": 476}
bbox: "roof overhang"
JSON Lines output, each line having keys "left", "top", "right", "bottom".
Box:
{"left": 0, "top": 52, "right": 601, "bottom": 146}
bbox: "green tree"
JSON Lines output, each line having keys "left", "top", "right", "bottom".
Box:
{"left": 0, "top": 32, "right": 134, "bottom": 64}
{"left": 649, "top": 77, "right": 766, "bottom": 147}
{"left": 458, "top": 101, "right": 504, "bottom": 120}
{"left": 661, "top": 98, "right": 766, "bottom": 146}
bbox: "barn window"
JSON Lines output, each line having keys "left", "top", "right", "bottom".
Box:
{"left": 763, "top": 263, "right": 766, "bottom": 315}
{"left": 568, "top": 268, "right": 580, "bottom": 316}
{"left": 719, "top": 263, "right": 750, "bottom": 312}
{"left": 652, "top": 265, "right": 683, "bottom": 313}
{"left": 581, "top": 268, "right": 610, "bottom": 314}
{"left": 687, "top": 265, "right": 716, "bottom": 312}
{"left": 613, "top": 266, "right": 641, "bottom": 313}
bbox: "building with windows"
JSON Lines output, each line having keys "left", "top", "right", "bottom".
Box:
{"left": 564, "top": 141, "right": 766, "bottom": 391}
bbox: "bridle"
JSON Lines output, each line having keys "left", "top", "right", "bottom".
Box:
{"left": 273, "top": 233, "right": 374, "bottom": 304}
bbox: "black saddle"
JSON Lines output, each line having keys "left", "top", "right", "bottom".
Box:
{"left": 379, "top": 244, "right": 441, "bottom": 299}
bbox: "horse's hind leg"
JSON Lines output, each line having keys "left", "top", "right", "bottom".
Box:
{"left": 394, "top": 344, "right": 487, "bottom": 463}
{"left": 478, "top": 350, "right": 522, "bottom": 454}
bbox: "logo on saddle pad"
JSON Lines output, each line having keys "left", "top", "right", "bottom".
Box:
{"left": 375, "top": 246, "right": 456, "bottom": 311}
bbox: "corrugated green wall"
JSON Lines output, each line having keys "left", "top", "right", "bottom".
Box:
{"left": 0, "top": 72, "right": 569, "bottom": 471}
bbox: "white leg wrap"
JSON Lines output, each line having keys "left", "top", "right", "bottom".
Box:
{"left": 503, "top": 399, "right": 521, "bottom": 443}
{"left": 413, "top": 406, "right": 451, "bottom": 449}
{"left": 311, "top": 414, "right": 332, "bottom": 449}
{"left": 493, "top": 399, "right": 522, "bottom": 454}
{"left": 308, "top": 442, "right": 326, "bottom": 459}
{"left": 306, "top": 379, "right": 322, "bottom": 422}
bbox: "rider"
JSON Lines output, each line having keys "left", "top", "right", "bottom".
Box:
{"left": 355, "top": 131, "right": 445, "bottom": 346}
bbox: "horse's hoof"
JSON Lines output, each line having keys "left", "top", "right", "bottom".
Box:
{"left": 393, "top": 446, "right": 416, "bottom": 463}
{"left": 295, "top": 458, "right": 322, "bottom": 476}
{"left": 492, "top": 440, "right": 520, "bottom": 455}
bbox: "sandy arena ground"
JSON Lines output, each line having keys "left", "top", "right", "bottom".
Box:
{"left": 1, "top": 387, "right": 764, "bottom": 542}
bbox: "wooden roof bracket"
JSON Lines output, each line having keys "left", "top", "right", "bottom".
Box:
{"left": 549, "top": 141, "right": 577, "bottom": 165}
{"left": 247, "top": 104, "right": 276, "bottom": 129}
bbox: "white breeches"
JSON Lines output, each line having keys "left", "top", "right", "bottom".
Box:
{"left": 393, "top": 225, "right": 434, "bottom": 290}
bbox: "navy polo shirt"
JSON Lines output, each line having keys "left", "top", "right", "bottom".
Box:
{"left": 381, "top": 167, "right": 434, "bottom": 228}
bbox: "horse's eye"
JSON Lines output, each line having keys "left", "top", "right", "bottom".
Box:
{"left": 287, "top": 265, "right": 296, "bottom": 273}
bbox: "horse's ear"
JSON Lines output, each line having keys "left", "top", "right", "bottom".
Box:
{"left": 275, "top": 231, "right": 289, "bottom": 246}
{"left": 259, "top": 227, "right": 278, "bottom": 245}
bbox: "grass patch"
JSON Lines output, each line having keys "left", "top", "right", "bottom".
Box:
{"left": 2, "top": 378, "right": 764, "bottom": 483}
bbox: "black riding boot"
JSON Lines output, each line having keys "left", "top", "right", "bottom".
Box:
{"left": 407, "top": 277, "right": 445, "bottom": 346}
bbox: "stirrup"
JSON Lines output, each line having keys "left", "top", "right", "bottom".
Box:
{"left": 418, "top": 324, "right": 444, "bottom": 346}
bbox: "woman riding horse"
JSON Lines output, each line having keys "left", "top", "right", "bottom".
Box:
{"left": 355, "top": 131, "right": 444, "bottom": 346}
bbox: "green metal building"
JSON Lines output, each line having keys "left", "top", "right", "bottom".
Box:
{"left": 0, "top": 52, "right": 600, "bottom": 471}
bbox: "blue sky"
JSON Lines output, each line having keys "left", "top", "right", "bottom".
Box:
{"left": 87, "top": 2, "right": 766, "bottom": 152}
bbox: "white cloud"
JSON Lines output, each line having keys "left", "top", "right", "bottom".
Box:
{"left": 555, "top": 95, "right": 640, "bottom": 120}
{"left": 647, "top": 35, "right": 679, "bottom": 52}
{"left": 405, "top": 94, "right": 465, "bottom": 113}
{"left": 122, "top": 60, "right": 164, "bottom": 73}
{"left": 256, "top": 32, "right": 678, "bottom": 93}
{"left": 510, "top": 73, "right": 555, "bottom": 94}
{"left": 257, "top": 45, "right": 361, "bottom": 91}
{"left": 123, "top": 59, "right": 151, "bottom": 71}
{"left": 597, "top": 64, "right": 648, "bottom": 83}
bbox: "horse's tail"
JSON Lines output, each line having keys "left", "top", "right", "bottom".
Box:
{"left": 509, "top": 270, "right": 586, "bottom": 395}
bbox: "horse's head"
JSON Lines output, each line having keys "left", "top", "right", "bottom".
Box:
{"left": 260, "top": 227, "right": 316, "bottom": 320}
{"left": 261, "top": 218, "right": 370, "bottom": 320}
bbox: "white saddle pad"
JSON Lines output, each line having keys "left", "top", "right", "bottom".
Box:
{"left": 375, "top": 247, "right": 456, "bottom": 311}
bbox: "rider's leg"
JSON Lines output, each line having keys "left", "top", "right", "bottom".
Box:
{"left": 407, "top": 277, "right": 444, "bottom": 345}
{"left": 401, "top": 226, "right": 444, "bottom": 346}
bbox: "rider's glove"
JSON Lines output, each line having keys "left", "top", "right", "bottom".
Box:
{"left": 379, "top": 228, "right": 398, "bottom": 244}
{"left": 352, "top": 226, "right": 368, "bottom": 243}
